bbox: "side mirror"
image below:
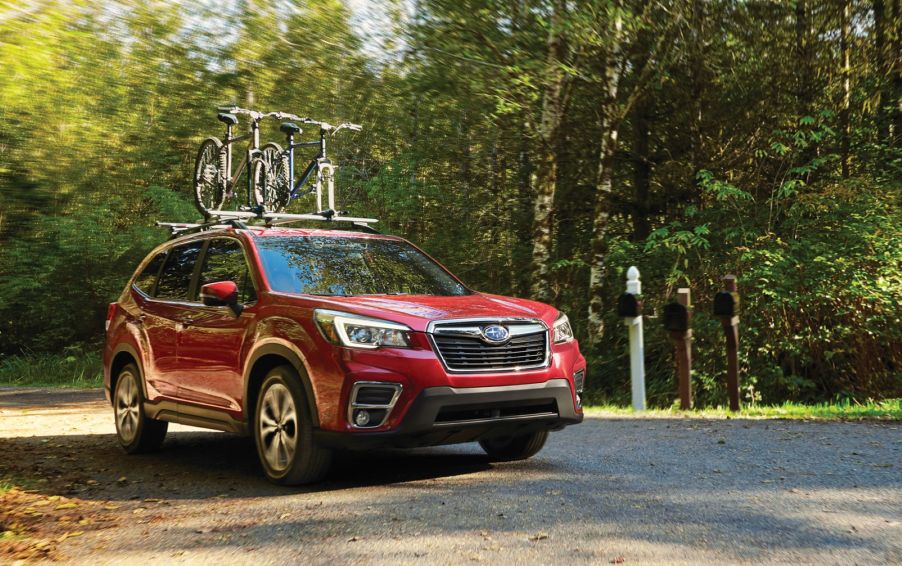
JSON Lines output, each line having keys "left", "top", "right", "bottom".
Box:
{"left": 200, "top": 281, "right": 242, "bottom": 315}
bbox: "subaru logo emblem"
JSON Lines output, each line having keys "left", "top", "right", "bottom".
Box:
{"left": 481, "top": 325, "right": 510, "bottom": 344}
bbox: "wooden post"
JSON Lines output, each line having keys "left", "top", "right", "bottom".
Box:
{"left": 672, "top": 288, "right": 692, "bottom": 410}
{"left": 721, "top": 275, "right": 740, "bottom": 411}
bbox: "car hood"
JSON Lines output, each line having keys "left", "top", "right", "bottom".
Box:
{"left": 310, "top": 292, "right": 559, "bottom": 332}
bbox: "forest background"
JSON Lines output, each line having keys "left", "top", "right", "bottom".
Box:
{"left": 0, "top": 0, "right": 899, "bottom": 406}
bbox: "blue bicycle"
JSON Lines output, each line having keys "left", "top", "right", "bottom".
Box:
{"left": 258, "top": 116, "right": 361, "bottom": 213}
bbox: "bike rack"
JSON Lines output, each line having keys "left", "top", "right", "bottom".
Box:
{"left": 158, "top": 210, "right": 379, "bottom": 240}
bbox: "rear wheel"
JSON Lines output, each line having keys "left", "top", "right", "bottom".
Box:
{"left": 478, "top": 430, "right": 548, "bottom": 461}
{"left": 254, "top": 365, "right": 332, "bottom": 485}
{"left": 194, "top": 137, "right": 226, "bottom": 215}
{"left": 256, "top": 142, "right": 290, "bottom": 212}
{"left": 114, "top": 364, "right": 167, "bottom": 454}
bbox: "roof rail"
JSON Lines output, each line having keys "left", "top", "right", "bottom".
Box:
{"left": 157, "top": 209, "right": 380, "bottom": 239}
{"left": 156, "top": 217, "right": 250, "bottom": 239}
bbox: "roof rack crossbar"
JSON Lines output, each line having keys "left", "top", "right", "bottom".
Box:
{"left": 261, "top": 212, "right": 378, "bottom": 224}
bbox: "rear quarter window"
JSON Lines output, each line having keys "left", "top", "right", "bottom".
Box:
{"left": 133, "top": 251, "right": 167, "bottom": 296}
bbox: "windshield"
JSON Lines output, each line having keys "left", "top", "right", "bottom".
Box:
{"left": 255, "top": 236, "right": 470, "bottom": 297}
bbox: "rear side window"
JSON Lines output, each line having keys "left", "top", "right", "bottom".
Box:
{"left": 133, "top": 252, "right": 166, "bottom": 296}
{"left": 199, "top": 238, "right": 257, "bottom": 304}
{"left": 156, "top": 241, "right": 203, "bottom": 301}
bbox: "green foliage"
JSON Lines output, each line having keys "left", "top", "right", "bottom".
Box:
{"left": 583, "top": 399, "right": 902, "bottom": 420}
{"left": 0, "top": 348, "right": 102, "bottom": 389}
{"left": 0, "top": 0, "right": 898, "bottom": 408}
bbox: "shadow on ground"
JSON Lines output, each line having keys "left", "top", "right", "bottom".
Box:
{"left": 0, "top": 430, "right": 497, "bottom": 500}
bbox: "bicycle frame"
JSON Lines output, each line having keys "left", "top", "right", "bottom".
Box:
{"left": 221, "top": 111, "right": 265, "bottom": 210}
{"left": 283, "top": 127, "right": 337, "bottom": 212}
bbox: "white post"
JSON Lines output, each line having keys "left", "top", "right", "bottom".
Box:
{"left": 625, "top": 266, "right": 646, "bottom": 411}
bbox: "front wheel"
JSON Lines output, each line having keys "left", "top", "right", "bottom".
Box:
{"left": 254, "top": 365, "right": 332, "bottom": 485}
{"left": 194, "top": 137, "right": 226, "bottom": 216}
{"left": 114, "top": 364, "right": 167, "bottom": 454}
{"left": 478, "top": 430, "right": 548, "bottom": 461}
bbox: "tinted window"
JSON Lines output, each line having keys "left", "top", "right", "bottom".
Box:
{"left": 255, "top": 236, "right": 469, "bottom": 296}
{"left": 156, "top": 241, "right": 203, "bottom": 301}
{"left": 133, "top": 251, "right": 166, "bottom": 296}
{"left": 199, "top": 238, "right": 257, "bottom": 304}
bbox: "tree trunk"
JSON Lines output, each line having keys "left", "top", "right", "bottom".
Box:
{"left": 839, "top": 0, "right": 851, "bottom": 179}
{"left": 875, "top": 0, "right": 889, "bottom": 144}
{"left": 893, "top": 0, "right": 902, "bottom": 145}
{"left": 587, "top": 8, "right": 624, "bottom": 346}
{"left": 529, "top": 0, "right": 567, "bottom": 301}
{"left": 689, "top": 0, "right": 706, "bottom": 188}
{"left": 515, "top": 115, "right": 534, "bottom": 296}
{"left": 632, "top": 94, "right": 651, "bottom": 241}
{"left": 795, "top": 0, "right": 814, "bottom": 119}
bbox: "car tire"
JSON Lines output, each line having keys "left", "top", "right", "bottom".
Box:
{"left": 254, "top": 365, "right": 333, "bottom": 485}
{"left": 478, "top": 430, "right": 549, "bottom": 461}
{"left": 114, "top": 363, "right": 168, "bottom": 454}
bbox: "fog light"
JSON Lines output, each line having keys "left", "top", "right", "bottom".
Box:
{"left": 354, "top": 410, "right": 371, "bottom": 427}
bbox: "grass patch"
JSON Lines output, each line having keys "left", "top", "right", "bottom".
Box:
{"left": 0, "top": 350, "right": 102, "bottom": 388}
{"left": 584, "top": 398, "right": 902, "bottom": 420}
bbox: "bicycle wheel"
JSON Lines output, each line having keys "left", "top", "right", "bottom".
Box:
{"left": 256, "top": 142, "right": 290, "bottom": 212}
{"left": 194, "top": 137, "right": 226, "bottom": 215}
{"left": 251, "top": 157, "right": 272, "bottom": 213}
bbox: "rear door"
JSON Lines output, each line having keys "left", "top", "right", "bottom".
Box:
{"left": 140, "top": 240, "right": 204, "bottom": 400}
{"left": 177, "top": 237, "right": 259, "bottom": 412}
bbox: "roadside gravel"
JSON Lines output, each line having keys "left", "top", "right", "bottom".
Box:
{"left": 1, "top": 388, "right": 899, "bottom": 564}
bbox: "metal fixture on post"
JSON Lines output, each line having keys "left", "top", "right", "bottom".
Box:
{"left": 663, "top": 288, "right": 692, "bottom": 410}
{"left": 617, "top": 266, "right": 645, "bottom": 411}
{"left": 714, "top": 275, "right": 741, "bottom": 411}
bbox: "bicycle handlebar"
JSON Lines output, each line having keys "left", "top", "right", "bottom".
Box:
{"left": 215, "top": 107, "right": 361, "bottom": 133}
{"left": 218, "top": 106, "right": 275, "bottom": 123}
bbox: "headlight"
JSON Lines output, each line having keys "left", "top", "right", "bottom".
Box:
{"left": 553, "top": 312, "right": 574, "bottom": 344}
{"left": 314, "top": 309, "right": 411, "bottom": 349}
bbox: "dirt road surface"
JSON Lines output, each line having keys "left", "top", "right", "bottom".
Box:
{"left": 1, "top": 388, "right": 900, "bottom": 565}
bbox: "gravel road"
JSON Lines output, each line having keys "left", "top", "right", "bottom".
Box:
{"left": 1, "top": 388, "right": 900, "bottom": 565}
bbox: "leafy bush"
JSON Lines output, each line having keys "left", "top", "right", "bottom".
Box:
{"left": 588, "top": 177, "right": 901, "bottom": 406}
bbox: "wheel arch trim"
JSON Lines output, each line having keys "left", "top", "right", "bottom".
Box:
{"left": 108, "top": 344, "right": 146, "bottom": 404}
{"left": 243, "top": 339, "right": 320, "bottom": 428}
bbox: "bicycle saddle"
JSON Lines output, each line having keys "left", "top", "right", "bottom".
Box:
{"left": 280, "top": 122, "right": 301, "bottom": 135}
{"left": 217, "top": 113, "right": 238, "bottom": 126}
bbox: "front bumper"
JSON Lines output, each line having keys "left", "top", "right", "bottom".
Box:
{"left": 314, "top": 378, "right": 582, "bottom": 450}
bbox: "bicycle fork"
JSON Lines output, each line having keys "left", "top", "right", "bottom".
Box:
{"left": 286, "top": 128, "right": 335, "bottom": 213}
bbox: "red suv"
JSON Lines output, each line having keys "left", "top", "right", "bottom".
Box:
{"left": 104, "top": 226, "right": 585, "bottom": 484}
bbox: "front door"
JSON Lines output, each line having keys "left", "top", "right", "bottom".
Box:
{"left": 177, "top": 237, "right": 258, "bottom": 413}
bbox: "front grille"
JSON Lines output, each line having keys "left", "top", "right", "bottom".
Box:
{"left": 432, "top": 330, "right": 548, "bottom": 372}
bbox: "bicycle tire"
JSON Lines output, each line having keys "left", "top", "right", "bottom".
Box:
{"left": 257, "top": 142, "right": 290, "bottom": 212}
{"left": 194, "top": 137, "right": 226, "bottom": 215}
{"left": 251, "top": 157, "right": 272, "bottom": 213}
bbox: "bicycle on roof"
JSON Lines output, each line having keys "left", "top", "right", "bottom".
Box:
{"left": 193, "top": 106, "right": 279, "bottom": 217}
{"left": 258, "top": 116, "right": 362, "bottom": 214}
